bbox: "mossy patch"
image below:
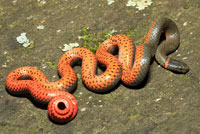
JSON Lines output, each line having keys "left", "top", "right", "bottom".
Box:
{"left": 80, "top": 27, "right": 115, "bottom": 53}
{"left": 80, "top": 27, "right": 137, "bottom": 53}
{"left": 46, "top": 61, "right": 57, "bottom": 70}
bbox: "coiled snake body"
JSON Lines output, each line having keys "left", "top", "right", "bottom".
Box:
{"left": 6, "top": 18, "right": 189, "bottom": 123}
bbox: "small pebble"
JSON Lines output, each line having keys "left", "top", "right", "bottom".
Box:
{"left": 182, "top": 57, "right": 188, "bottom": 60}
{"left": 37, "top": 25, "right": 45, "bottom": 30}
{"left": 4, "top": 51, "right": 7, "bottom": 54}
{"left": 42, "top": 65, "right": 47, "bottom": 69}
{"left": 56, "top": 29, "right": 61, "bottom": 33}
{"left": 12, "top": 0, "right": 17, "bottom": 3}
{"left": 155, "top": 98, "right": 161, "bottom": 102}
{"left": 80, "top": 108, "right": 86, "bottom": 112}
{"left": 183, "top": 22, "right": 187, "bottom": 26}
{"left": 2, "top": 64, "right": 7, "bottom": 68}
{"left": 107, "top": 0, "right": 115, "bottom": 5}
{"left": 79, "top": 92, "right": 83, "bottom": 95}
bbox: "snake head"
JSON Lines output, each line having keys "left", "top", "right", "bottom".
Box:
{"left": 168, "top": 59, "right": 190, "bottom": 73}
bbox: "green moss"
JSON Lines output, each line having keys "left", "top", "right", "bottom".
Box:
{"left": 77, "top": 73, "right": 82, "bottom": 80}
{"left": 183, "top": 2, "right": 200, "bottom": 9}
{"left": 80, "top": 27, "right": 115, "bottom": 53}
{"left": 171, "top": 112, "right": 177, "bottom": 116}
{"left": 0, "top": 71, "right": 5, "bottom": 81}
{"left": 80, "top": 27, "right": 137, "bottom": 53}
{"left": 129, "top": 114, "right": 139, "bottom": 122}
{"left": 181, "top": 75, "right": 190, "bottom": 82}
{"left": 82, "top": 27, "right": 88, "bottom": 35}
{"left": 125, "top": 29, "right": 136, "bottom": 38}
{"left": 183, "top": 3, "right": 192, "bottom": 9}
{"left": 46, "top": 61, "right": 57, "bottom": 69}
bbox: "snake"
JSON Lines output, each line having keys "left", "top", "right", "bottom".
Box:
{"left": 5, "top": 17, "right": 189, "bottom": 123}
